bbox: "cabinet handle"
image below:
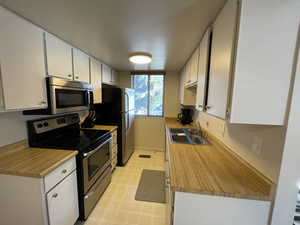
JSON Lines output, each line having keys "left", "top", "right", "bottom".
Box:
{"left": 52, "top": 193, "right": 58, "bottom": 198}
{"left": 40, "top": 101, "right": 47, "bottom": 105}
{"left": 75, "top": 76, "right": 79, "bottom": 79}
{"left": 198, "top": 104, "right": 203, "bottom": 108}
{"left": 205, "top": 105, "right": 212, "bottom": 110}
{"left": 62, "top": 169, "right": 67, "bottom": 174}
{"left": 68, "top": 74, "right": 72, "bottom": 77}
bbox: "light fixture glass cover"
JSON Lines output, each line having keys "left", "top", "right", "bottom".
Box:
{"left": 129, "top": 52, "right": 152, "bottom": 64}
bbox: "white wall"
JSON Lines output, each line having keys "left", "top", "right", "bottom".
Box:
{"left": 0, "top": 112, "right": 27, "bottom": 147}
{"left": 119, "top": 71, "right": 180, "bottom": 151}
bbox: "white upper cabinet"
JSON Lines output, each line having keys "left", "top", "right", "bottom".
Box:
{"left": 206, "top": 0, "right": 238, "bottom": 119}
{"left": 189, "top": 47, "right": 200, "bottom": 85}
{"left": 45, "top": 33, "right": 73, "bottom": 80}
{"left": 0, "top": 6, "right": 47, "bottom": 111}
{"left": 73, "top": 48, "right": 90, "bottom": 83}
{"left": 90, "top": 58, "right": 102, "bottom": 104}
{"left": 102, "top": 63, "right": 112, "bottom": 84}
{"left": 196, "top": 28, "right": 211, "bottom": 111}
{"left": 206, "top": 0, "right": 299, "bottom": 125}
{"left": 184, "top": 60, "right": 192, "bottom": 86}
{"left": 179, "top": 66, "right": 196, "bottom": 106}
{"left": 229, "top": 0, "right": 299, "bottom": 125}
{"left": 111, "top": 69, "right": 118, "bottom": 85}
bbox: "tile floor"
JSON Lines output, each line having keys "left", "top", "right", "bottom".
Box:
{"left": 82, "top": 150, "right": 166, "bottom": 225}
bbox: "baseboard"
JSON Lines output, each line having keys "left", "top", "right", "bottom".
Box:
{"left": 134, "top": 146, "right": 164, "bottom": 152}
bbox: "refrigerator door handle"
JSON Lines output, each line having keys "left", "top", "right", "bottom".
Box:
{"left": 125, "top": 92, "right": 130, "bottom": 112}
{"left": 127, "top": 113, "right": 129, "bottom": 131}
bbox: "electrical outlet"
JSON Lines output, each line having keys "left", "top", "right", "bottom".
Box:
{"left": 252, "top": 136, "right": 263, "bottom": 155}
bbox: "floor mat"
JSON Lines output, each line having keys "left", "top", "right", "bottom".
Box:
{"left": 135, "top": 169, "right": 166, "bottom": 203}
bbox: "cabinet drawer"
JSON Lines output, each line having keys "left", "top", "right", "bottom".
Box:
{"left": 44, "top": 157, "right": 76, "bottom": 192}
{"left": 112, "top": 131, "right": 117, "bottom": 146}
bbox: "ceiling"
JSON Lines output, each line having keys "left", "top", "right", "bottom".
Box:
{"left": 0, "top": 0, "right": 226, "bottom": 71}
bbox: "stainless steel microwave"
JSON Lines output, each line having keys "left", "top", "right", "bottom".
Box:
{"left": 23, "top": 77, "right": 93, "bottom": 115}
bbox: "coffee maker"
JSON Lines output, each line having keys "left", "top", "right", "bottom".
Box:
{"left": 177, "top": 107, "right": 193, "bottom": 125}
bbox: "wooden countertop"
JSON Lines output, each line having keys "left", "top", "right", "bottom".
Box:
{"left": 83, "top": 125, "right": 118, "bottom": 132}
{"left": 164, "top": 117, "right": 274, "bottom": 201}
{"left": 0, "top": 140, "right": 78, "bottom": 178}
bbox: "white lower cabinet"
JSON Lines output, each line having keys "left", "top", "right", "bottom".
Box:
{"left": 0, "top": 157, "right": 79, "bottom": 225}
{"left": 111, "top": 130, "right": 118, "bottom": 170}
{"left": 173, "top": 192, "right": 271, "bottom": 225}
{"left": 47, "top": 171, "right": 79, "bottom": 225}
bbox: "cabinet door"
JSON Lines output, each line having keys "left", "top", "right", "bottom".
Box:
{"left": 0, "top": 7, "right": 47, "bottom": 110}
{"left": 229, "top": 0, "right": 299, "bottom": 125}
{"left": 90, "top": 58, "right": 102, "bottom": 104}
{"left": 73, "top": 48, "right": 90, "bottom": 83}
{"left": 179, "top": 66, "right": 196, "bottom": 106}
{"left": 102, "top": 63, "right": 112, "bottom": 84}
{"left": 47, "top": 171, "right": 79, "bottom": 225}
{"left": 184, "top": 60, "right": 192, "bottom": 86}
{"left": 45, "top": 33, "right": 73, "bottom": 80}
{"left": 206, "top": 0, "right": 238, "bottom": 119}
{"left": 196, "top": 28, "right": 211, "bottom": 111}
{"left": 189, "top": 48, "right": 199, "bottom": 84}
{"left": 111, "top": 70, "right": 118, "bottom": 85}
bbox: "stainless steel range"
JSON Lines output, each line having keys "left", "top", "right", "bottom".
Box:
{"left": 27, "top": 113, "right": 112, "bottom": 220}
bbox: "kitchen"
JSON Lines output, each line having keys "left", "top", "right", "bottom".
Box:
{"left": 0, "top": 0, "right": 299, "bottom": 225}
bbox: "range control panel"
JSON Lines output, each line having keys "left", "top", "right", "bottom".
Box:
{"left": 32, "top": 113, "right": 80, "bottom": 134}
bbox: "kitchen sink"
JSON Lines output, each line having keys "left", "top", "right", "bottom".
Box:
{"left": 168, "top": 128, "right": 210, "bottom": 145}
{"left": 171, "top": 134, "right": 189, "bottom": 143}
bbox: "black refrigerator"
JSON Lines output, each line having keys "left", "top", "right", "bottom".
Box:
{"left": 94, "top": 84, "right": 135, "bottom": 166}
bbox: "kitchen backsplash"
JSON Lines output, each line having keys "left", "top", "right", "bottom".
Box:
{"left": 195, "top": 111, "right": 287, "bottom": 182}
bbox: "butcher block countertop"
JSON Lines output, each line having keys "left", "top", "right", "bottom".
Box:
{"left": 83, "top": 125, "right": 118, "bottom": 132}
{"left": 164, "top": 117, "right": 274, "bottom": 201}
{"left": 0, "top": 140, "right": 77, "bottom": 178}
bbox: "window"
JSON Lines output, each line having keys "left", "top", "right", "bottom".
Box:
{"left": 133, "top": 74, "right": 164, "bottom": 116}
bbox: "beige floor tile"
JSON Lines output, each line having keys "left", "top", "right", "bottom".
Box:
{"left": 84, "top": 150, "right": 166, "bottom": 225}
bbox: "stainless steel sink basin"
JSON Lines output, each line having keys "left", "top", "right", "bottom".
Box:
{"left": 168, "top": 128, "right": 210, "bottom": 145}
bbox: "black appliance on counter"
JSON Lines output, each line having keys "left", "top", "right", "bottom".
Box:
{"left": 177, "top": 107, "right": 193, "bottom": 125}
{"left": 27, "top": 113, "right": 112, "bottom": 221}
{"left": 94, "top": 84, "right": 135, "bottom": 166}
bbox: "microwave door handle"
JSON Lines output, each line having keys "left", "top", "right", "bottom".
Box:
{"left": 127, "top": 113, "right": 129, "bottom": 131}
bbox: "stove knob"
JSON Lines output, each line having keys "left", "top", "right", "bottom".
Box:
{"left": 43, "top": 122, "right": 49, "bottom": 127}
{"left": 37, "top": 123, "right": 43, "bottom": 128}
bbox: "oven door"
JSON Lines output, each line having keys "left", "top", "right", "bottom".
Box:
{"left": 82, "top": 138, "right": 112, "bottom": 193}
{"left": 50, "top": 85, "right": 90, "bottom": 114}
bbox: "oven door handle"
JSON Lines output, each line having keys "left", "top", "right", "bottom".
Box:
{"left": 83, "top": 137, "right": 112, "bottom": 157}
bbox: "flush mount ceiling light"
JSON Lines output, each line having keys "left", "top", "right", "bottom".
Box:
{"left": 129, "top": 52, "right": 152, "bottom": 64}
